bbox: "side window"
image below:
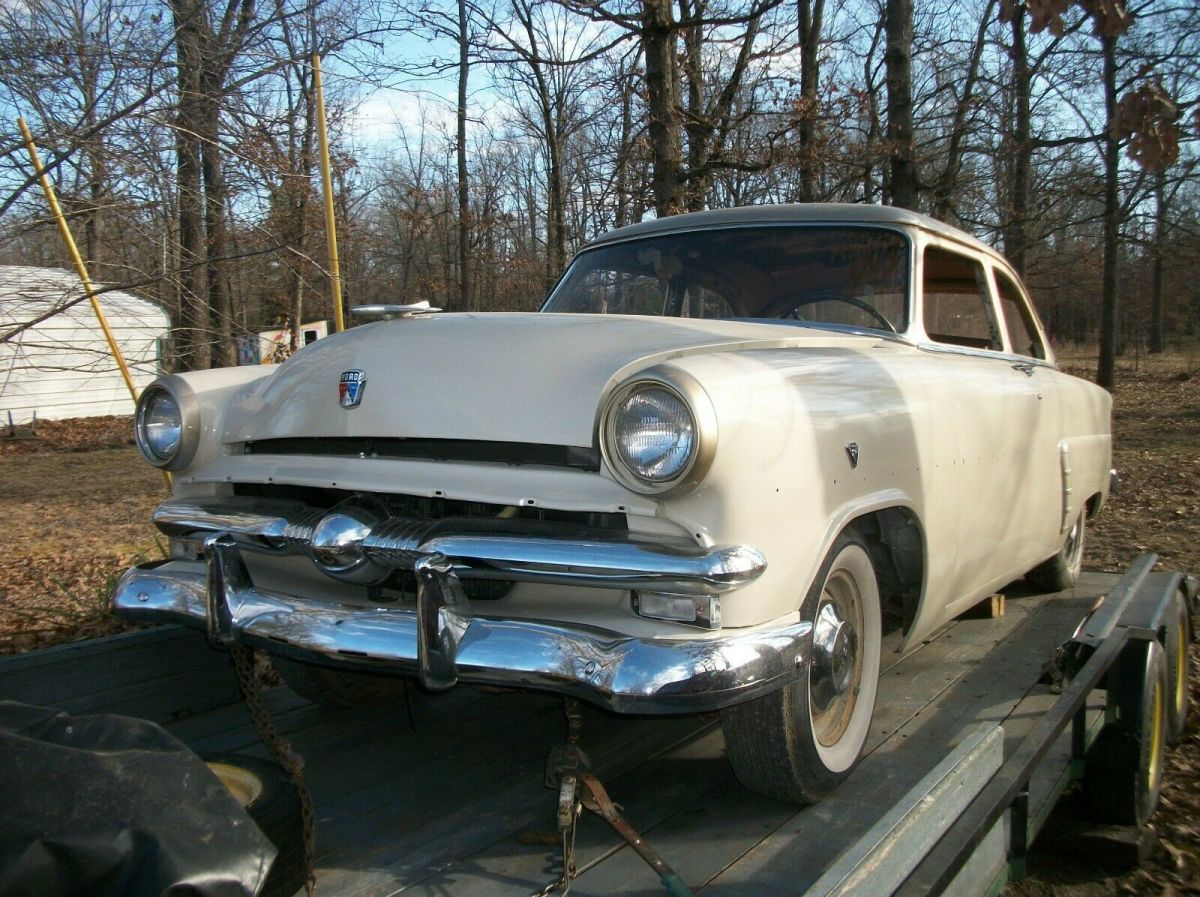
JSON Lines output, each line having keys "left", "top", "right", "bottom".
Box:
{"left": 559, "top": 269, "right": 667, "bottom": 315}
{"left": 677, "top": 284, "right": 734, "bottom": 319}
{"left": 922, "top": 247, "right": 1002, "bottom": 351}
{"left": 994, "top": 269, "right": 1047, "bottom": 360}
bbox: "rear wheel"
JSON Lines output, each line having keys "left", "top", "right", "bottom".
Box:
{"left": 1164, "top": 591, "right": 1191, "bottom": 745}
{"left": 1083, "top": 639, "right": 1167, "bottom": 827}
{"left": 722, "top": 531, "right": 882, "bottom": 804}
{"left": 1026, "top": 511, "right": 1085, "bottom": 592}
{"left": 274, "top": 657, "right": 410, "bottom": 707}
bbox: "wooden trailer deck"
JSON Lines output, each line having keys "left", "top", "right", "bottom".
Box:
{"left": 0, "top": 574, "right": 1119, "bottom": 896}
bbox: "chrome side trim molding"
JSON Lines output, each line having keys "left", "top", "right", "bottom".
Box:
{"left": 153, "top": 497, "right": 766, "bottom": 596}
{"left": 113, "top": 561, "right": 809, "bottom": 714}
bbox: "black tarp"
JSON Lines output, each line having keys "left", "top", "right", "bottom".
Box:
{"left": 0, "top": 701, "right": 275, "bottom": 897}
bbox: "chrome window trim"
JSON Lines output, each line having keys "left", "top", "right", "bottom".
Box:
{"left": 986, "top": 261, "right": 1055, "bottom": 365}
{"left": 541, "top": 221, "right": 916, "bottom": 338}
{"left": 912, "top": 339, "right": 1060, "bottom": 369}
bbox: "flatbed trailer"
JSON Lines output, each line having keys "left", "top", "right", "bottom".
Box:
{"left": 2, "top": 561, "right": 1195, "bottom": 897}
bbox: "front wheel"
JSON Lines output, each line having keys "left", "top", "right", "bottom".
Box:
{"left": 722, "top": 531, "right": 882, "bottom": 804}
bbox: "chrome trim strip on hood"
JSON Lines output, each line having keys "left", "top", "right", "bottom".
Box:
{"left": 112, "top": 560, "right": 808, "bottom": 715}
{"left": 153, "top": 497, "right": 766, "bottom": 596}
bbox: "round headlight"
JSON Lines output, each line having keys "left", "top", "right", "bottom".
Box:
{"left": 602, "top": 369, "right": 716, "bottom": 496}
{"left": 138, "top": 387, "right": 182, "bottom": 463}
{"left": 612, "top": 387, "right": 695, "bottom": 482}
{"left": 135, "top": 378, "right": 199, "bottom": 470}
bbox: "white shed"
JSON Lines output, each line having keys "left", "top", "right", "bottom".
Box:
{"left": 0, "top": 266, "right": 170, "bottom": 424}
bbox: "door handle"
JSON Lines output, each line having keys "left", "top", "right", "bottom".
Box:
{"left": 1012, "top": 362, "right": 1035, "bottom": 376}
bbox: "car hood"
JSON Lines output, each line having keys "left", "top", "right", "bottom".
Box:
{"left": 222, "top": 312, "right": 879, "bottom": 447}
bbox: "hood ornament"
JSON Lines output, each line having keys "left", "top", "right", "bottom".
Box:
{"left": 350, "top": 302, "right": 441, "bottom": 321}
{"left": 339, "top": 370, "right": 367, "bottom": 408}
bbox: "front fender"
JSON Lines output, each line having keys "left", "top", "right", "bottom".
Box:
{"left": 649, "top": 345, "right": 931, "bottom": 629}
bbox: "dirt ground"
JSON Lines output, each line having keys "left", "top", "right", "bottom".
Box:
{"left": 0, "top": 417, "right": 163, "bottom": 651}
{"left": 0, "top": 350, "right": 1197, "bottom": 893}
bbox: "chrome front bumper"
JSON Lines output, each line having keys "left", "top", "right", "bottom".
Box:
{"left": 112, "top": 497, "right": 808, "bottom": 714}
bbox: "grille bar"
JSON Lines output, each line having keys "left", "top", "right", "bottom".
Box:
{"left": 242, "top": 437, "right": 600, "bottom": 470}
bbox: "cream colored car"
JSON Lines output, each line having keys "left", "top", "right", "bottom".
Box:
{"left": 114, "top": 204, "right": 1112, "bottom": 803}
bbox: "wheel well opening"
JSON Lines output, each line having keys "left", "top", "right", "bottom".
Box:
{"left": 1086, "top": 491, "right": 1104, "bottom": 518}
{"left": 849, "top": 508, "right": 924, "bottom": 635}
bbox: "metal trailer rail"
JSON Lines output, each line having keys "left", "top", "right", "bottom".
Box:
{"left": 890, "top": 555, "right": 1198, "bottom": 897}
{"left": 1, "top": 558, "right": 1194, "bottom": 896}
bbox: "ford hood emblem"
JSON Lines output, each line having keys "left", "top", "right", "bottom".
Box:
{"left": 339, "top": 370, "right": 367, "bottom": 408}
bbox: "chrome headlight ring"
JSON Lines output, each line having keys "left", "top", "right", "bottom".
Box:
{"left": 135, "top": 375, "right": 201, "bottom": 471}
{"left": 600, "top": 365, "right": 717, "bottom": 497}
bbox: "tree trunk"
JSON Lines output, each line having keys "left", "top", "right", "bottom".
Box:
{"left": 289, "top": 83, "right": 316, "bottom": 352}
{"left": 1097, "top": 34, "right": 1119, "bottom": 390}
{"left": 859, "top": 17, "right": 885, "bottom": 202}
{"left": 681, "top": 0, "right": 706, "bottom": 211}
{"left": 614, "top": 62, "right": 635, "bottom": 228}
{"left": 200, "top": 91, "right": 235, "bottom": 367}
{"left": 172, "top": 0, "right": 210, "bottom": 371}
{"left": 1006, "top": 4, "right": 1031, "bottom": 277}
{"left": 1148, "top": 166, "right": 1166, "bottom": 354}
{"left": 642, "top": 0, "right": 685, "bottom": 217}
{"left": 545, "top": 133, "right": 566, "bottom": 284}
{"left": 456, "top": 0, "right": 472, "bottom": 311}
{"left": 884, "top": 0, "right": 917, "bottom": 210}
{"left": 84, "top": 140, "right": 106, "bottom": 279}
{"left": 795, "top": 0, "right": 824, "bottom": 202}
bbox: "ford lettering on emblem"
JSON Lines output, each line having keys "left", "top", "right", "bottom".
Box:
{"left": 339, "top": 370, "right": 367, "bottom": 408}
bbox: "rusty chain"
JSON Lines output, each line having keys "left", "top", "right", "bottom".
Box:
{"left": 230, "top": 645, "right": 317, "bottom": 896}
{"left": 529, "top": 802, "right": 581, "bottom": 897}
{"left": 531, "top": 699, "right": 585, "bottom": 897}
{"left": 531, "top": 698, "right": 693, "bottom": 897}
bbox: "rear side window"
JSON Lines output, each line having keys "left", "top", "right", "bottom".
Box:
{"left": 994, "top": 269, "right": 1047, "bottom": 360}
{"left": 922, "top": 247, "right": 1002, "bottom": 351}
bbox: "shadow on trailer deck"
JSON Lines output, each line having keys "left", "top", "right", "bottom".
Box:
{"left": 0, "top": 565, "right": 1194, "bottom": 897}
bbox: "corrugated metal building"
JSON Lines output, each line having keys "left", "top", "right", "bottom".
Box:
{"left": 0, "top": 266, "right": 170, "bottom": 423}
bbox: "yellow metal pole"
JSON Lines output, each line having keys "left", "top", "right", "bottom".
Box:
{"left": 19, "top": 116, "right": 172, "bottom": 489}
{"left": 18, "top": 117, "right": 139, "bottom": 400}
{"left": 312, "top": 54, "right": 345, "bottom": 333}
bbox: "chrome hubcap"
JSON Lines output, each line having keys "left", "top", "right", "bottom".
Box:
{"left": 809, "top": 569, "right": 864, "bottom": 746}
{"left": 1065, "top": 515, "right": 1084, "bottom": 571}
{"left": 811, "top": 603, "right": 855, "bottom": 709}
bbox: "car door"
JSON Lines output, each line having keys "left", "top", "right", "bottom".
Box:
{"left": 917, "top": 242, "right": 1058, "bottom": 618}
{"left": 990, "top": 265, "right": 1087, "bottom": 553}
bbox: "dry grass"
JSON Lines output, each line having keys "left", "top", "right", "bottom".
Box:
{"left": 0, "top": 430, "right": 164, "bottom": 653}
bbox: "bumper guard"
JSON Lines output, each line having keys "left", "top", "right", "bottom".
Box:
{"left": 111, "top": 497, "right": 808, "bottom": 714}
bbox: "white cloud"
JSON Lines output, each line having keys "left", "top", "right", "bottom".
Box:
{"left": 350, "top": 89, "right": 456, "bottom": 145}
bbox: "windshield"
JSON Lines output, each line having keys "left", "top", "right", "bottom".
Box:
{"left": 541, "top": 225, "right": 910, "bottom": 334}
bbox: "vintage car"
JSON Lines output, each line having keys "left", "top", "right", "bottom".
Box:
{"left": 113, "top": 204, "right": 1112, "bottom": 803}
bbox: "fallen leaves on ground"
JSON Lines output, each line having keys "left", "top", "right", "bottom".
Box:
{"left": 0, "top": 432, "right": 163, "bottom": 653}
